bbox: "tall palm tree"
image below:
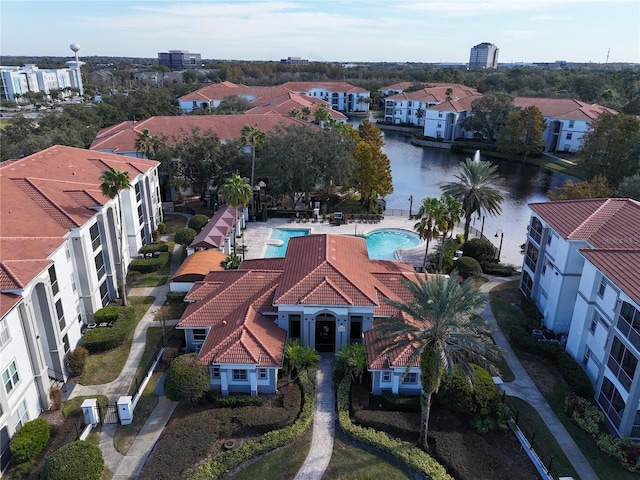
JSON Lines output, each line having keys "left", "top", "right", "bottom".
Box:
{"left": 221, "top": 173, "right": 252, "bottom": 249}
{"left": 441, "top": 158, "right": 504, "bottom": 241}
{"left": 437, "top": 195, "right": 464, "bottom": 272}
{"left": 100, "top": 167, "right": 132, "bottom": 306}
{"left": 413, "top": 197, "right": 446, "bottom": 271}
{"left": 240, "top": 124, "right": 265, "bottom": 214}
{"left": 135, "top": 128, "right": 160, "bottom": 159}
{"left": 375, "top": 273, "right": 500, "bottom": 449}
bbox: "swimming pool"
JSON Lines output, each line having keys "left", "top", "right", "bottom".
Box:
{"left": 265, "top": 228, "right": 311, "bottom": 257}
{"left": 365, "top": 229, "right": 422, "bottom": 260}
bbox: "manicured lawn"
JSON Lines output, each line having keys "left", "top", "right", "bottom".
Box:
{"left": 229, "top": 427, "right": 312, "bottom": 479}
{"left": 155, "top": 301, "right": 189, "bottom": 321}
{"left": 80, "top": 296, "right": 154, "bottom": 385}
{"left": 162, "top": 213, "right": 188, "bottom": 235}
{"left": 63, "top": 394, "right": 109, "bottom": 417}
{"left": 128, "top": 242, "right": 175, "bottom": 288}
{"left": 489, "top": 281, "right": 637, "bottom": 480}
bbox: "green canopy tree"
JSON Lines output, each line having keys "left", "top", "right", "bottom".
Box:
{"left": 164, "top": 353, "right": 210, "bottom": 404}
{"left": 437, "top": 195, "right": 464, "bottom": 272}
{"left": 441, "top": 158, "right": 504, "bottom": 241}
{"left": 580, "top": 113, "right": 640, "bottom": 186}
{"left": 99, "top": 167, "right": 132, "bottom": 306}
{"left": 462, "top": 93, "right": 517, "bottom": 141}
{"left": 497, "top": 106, "right": 546, "bottom": 161}
{"left": 215, "top": 95, "right": 251, "bottom": 114}
{"left": 353, "top": 120, "right": 393, "bottom": 210}
{"left": 616, "top": 173, "right": 640, "bottom": 200}
{"left": 374, "top": 273, "right": 500, "bottom": 449}
{"left": 548, "top": 175, "right": 613, "bottom": 201}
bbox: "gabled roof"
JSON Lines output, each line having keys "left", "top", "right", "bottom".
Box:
{"left": 90, "top": 114, "right": 309, "bottom": 154}
{"left": 0, "top": 145, "right": 159, "bottom": 296}
{"left": 387, "top": 83, "right": 481, "bottom": 104}
{"left": 171, "top": 250, "right": 228, "bottom": 283}
{"left": 189, "top": 205, "right": 241, "bottom": 250}
{"left": 176, "top": 234, "right": 419, "bottom": 368}
{"left": 246, "top": 92, "right": 347, "bottom": 120}
{"left": 281, "top": 81, "right": 369, "bottom": 94}
{"left": 514, "top": 97, "right": 617, "bottom": 121}
{"left": 580, "top": 249, "right": 640, "bottom": 306}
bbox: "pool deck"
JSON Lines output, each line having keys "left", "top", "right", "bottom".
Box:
{"left": 241, "top": 215, "right": 431, "bottom": 268}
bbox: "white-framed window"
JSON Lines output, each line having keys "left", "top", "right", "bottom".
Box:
{"left": 438, "top": 111, "right": 443, "bottom": 118}
{"left": 382, "top": 370, "right": 391, "bottom": 382}
{"left": 2, "top": 361, "right": 20, "bottom": 394}
{"left": 232, "top": 369, "right": 247, "bottom": 381}
{"left": 598, "top": 277, "right": 607, "bottom": 298}
{"left": 568, "top": 120, "right": 575, "bottom": 128}
{"left": 65, "top": 243, "right": 71, "bottom": 260}
{"left": 62, "top": 334, "right": 70, "bottom": 353}
{"left": 258, "top": 368, "right": 268, "bottom": 380}
{"left": 0, "top": 317, "right": 9, "bottom": 348}
{"left": 193, "top": 329, "right": 207, "bottom": 341}
{"left": 49, "top": 265, "right": 59, "bottom": 296}
{"left": 55, "top": 299, "right": 65, "bottom": 331}
{"left": 211, "top": 366, "right": 220, "bottom": 379}
{"left": 566, "top": 132, "right": 573, "bottom": 140}
{"left": 542, "top": 263, "right": 547, "bottom": 275}
{"left": 583, "top": 346, "right": 592, "bottom": 366}
{"left": 590, "top": 311, "right": 601, "bottom": 334}
{"left": 13, "top": 400, "right": 28, "bottom": 430}
{"left": 402, "top": 372, "right": 418, "bottom": 384}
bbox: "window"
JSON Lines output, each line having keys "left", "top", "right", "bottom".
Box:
{"left": 211, "top": 366, "right": 220, "bottom": 379}
{"left": 232, "top": 369, "right": 247, "bottom": 381}
{"left": 0, "top": 317, "right": 9, "bottom": 348}
{"left": 590, "top": 311, "right": 601, "bottom": 334}
{"left": 62, "top": 334, "right": 70, "bottom": 353}
{"left": 55, "top": 299, "right": 65, "bottom": 331}
{"left": 438, "top": 111, "right": 443, "bottom": 118}
{"left": 258, "top": 368, "right": 268, "bottom": 380}
{"left": 94, "top": 252, "right": 105, "bottom": 279}
{"left": 135, "top": 182, "right": 142, "bottom": 202}
{"left": 70, "top": 273, "right": 76, "bottom": 293}
{"left": 568, "top": 120, "right": 575, "bottom": 128}
{"left": 137, "top": 205, "right": 144, "bottom": 225}
{"left": 529, "top": 217, "right": 543, "bottom": 244}
{"left": 2, "top": 361, "right": 19, "bottom": 394}
{"left": 541, "top": 263, "right": 547, "bottom": 275}
{"left": 193, "top": 329, "right": 207, "bottom": 341}
{"left": 521, "top": 271, "right": 533, "bottom": 297}
{"left": 99, "top": 280, "right": 109, "bottom": 307}
{"left": 598, "top": 277, "right": 607, "bottom": 298}
{"left": 49, "top": 265, "right": 59, "bottom": 296}
{"left": 289, "top": 315, "right": 301, "bottom": 340}
{"left": 437, "top": 122, "right": 442, "bottom": 129}
{"left": 524, "top": 242, "right": 539, "bottom": 272}
{"left": 402, "top": 372, "right": 418, "bottom": 384}
{"left": 382, "top": 371, "right": 391, "bottom": 382}
{"left": 583, "top": 346, "right": 592, "bottom": 366}
{"left": 13, "top": 400, "right": 28, "bottom": 430}
{"left": 599, "top": 377, "right": 625, "bottom": 428}
{"left": 547, "top": 234, "right": 552, "bottom": 245}
{"left": 608, "top": 336, "right": 638, "bottom": 392}
{"left": 566, "top": 132, "right": 573, "bottom": 140}
{"left": 350, "top": 316, "right": 362, "bottom": 341}
{"left": 407, "top": 109, "right": 412, "bottom": 115}
{"left": 90, "top": 223, "right": 100, "bottom": 251}
{"left": 65, "top": 243, "right": 71, "bottom": 260}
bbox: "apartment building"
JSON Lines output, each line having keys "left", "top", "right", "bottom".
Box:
{"left": 0, "top": 64, "right": 82, "bottom": 103}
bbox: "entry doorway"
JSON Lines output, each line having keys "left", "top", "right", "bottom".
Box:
{"left": 315, "top": 314, "right": 336, "bottom": 352}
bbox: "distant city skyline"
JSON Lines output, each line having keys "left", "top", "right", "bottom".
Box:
{"left": 1, "top": 0, "right": 638, "bottom": 64}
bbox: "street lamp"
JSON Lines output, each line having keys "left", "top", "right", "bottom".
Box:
{"left": 495, "top": 229, "right": 504, "bottom": 263}
{"left": 408, "top": 195, "right": 413, "bottom": 218}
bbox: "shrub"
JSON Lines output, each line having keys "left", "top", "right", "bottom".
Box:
{"left": 65, "top": 346, "right": 89, "bottom": 377}
{"left": 50, "top": 386, "right": 62, "bottom": 410}
{"left": 461, "top": 238, "right": 497, "bottom": 264}
{"left": 189, "top": 371, "right": 314, "bottom": 480}
{"left": 165, "top": 291, "right": 187, "bottom": 304}
{"left": 336, "top": 378, "right": 453, "bottom": 480}
{"left": 164, "top": 354, "right": 210, "bottom": 404}
{"left": 139, "top": 243, "right": 169, "bottom": 255}
{"left": 152, "top": 229, "right": 159, "bottom": 242}
{"left": 40, "top": 440, "right": 104, "bottom": 480}
{"left": 157, "top": 222, "right": 167, "bottom": 234}
{"left": 82, "top": 307, "right": 134, "bottom": 353}
{"left": 437, "top": 364, "right": 500, "bottom": 416}
{"left": 129, "top": 252, "right": 170, "bottom": 273}
{"left": 564, "top": 393, "right": 603, "bottom": 436}
{"left": 93, "top": 306, "right": 121, "bottom": 324}
{"left": 455, "top": 256, "right": 482, "bottom": 279}
{"left": 188, "top": 214, "right": 210, "bottom": 232}
{"left": 380, "top": 390, "right": 421, "bottom": 413}
{"left": 597, "top": 433, "right": 640, "bottom": 472}
{"left": 9, "top": 459, "right": 36, "bottom": 477}
{"left": 174, "top": 227, "right": 197, "bottom": 246}
{"left": 9, "top": 418, "right": 51, "bottom": 463}
{"left": 557, "top": 351, "right": 594, "bottom": 398}
{"left": 220, "top": 253, "right": 241, "bottom": 270}
{"left": 482, "top": 263, "right": 518, "bottom": 276}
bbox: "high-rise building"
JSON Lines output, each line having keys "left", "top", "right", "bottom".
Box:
{"left": 469, "top": 42, "right": 499, "bottom": 69}
{"left": 158, "top": 50, "right": 202, "bottom": 69}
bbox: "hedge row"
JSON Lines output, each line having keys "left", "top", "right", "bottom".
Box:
{"left": 129, "top": 252, "right": 170, "bottom": 273}
{"left": 189, "top": 371, "right": 314, "bottom": 480}
{"left": 206, "top": 392, "right": 264, "bottom": 408}
{"left": 337, "top": 378, "right": 453, "bottom": 480}
{"left": 165, "top": 291, "right": 187, "bottom": 304}
{"left": 139, "top": 243, "right": 169, "bottom": 255}
{"left": 82, "top": 307, "right": 134, "bottom": 353}
{"left": 508, "top": 325, "right": 594, "bottom": 398}
{"left": 9, "top": 418, "right": 51, "bottom": 463}
{"left": 380, "top": 390, "right": 421, "bottom": 413}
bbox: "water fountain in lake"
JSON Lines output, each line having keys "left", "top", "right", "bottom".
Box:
{"left": 473, "top": 150, "right": 481, "bottom": 162}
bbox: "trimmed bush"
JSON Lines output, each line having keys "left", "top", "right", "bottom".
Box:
{"left": 129, "top": 252, "right": 170, "bottom": 273}
{"left": 50, "top": 386, "right": 62, "bottom": 410}
{"left": 597, "top": 433, "right": 640, "bottom": 473}
{"left": 82, "top": 307, "right": 134, "bottom": 353}
{"left": 455, "top": 256, "right": 482, "bottom": 279}
{"left": 337, "top": 378, "right": 453, "bottom": 480}
{"left": 9, "top": 418, "right": 51, "bottom": 463}
{"left": 189, "top": 371, "right": 314, "bottom": 480}
{"left": 93, "top": 306, "right": 120, "bottom": 324}
{"left": 188, "top": 214, "right": 210, "bottom": 232}
{"left": 481, "top": 263, "right": 518, "bottom": 276}
{"left": 461, "top": 238, "right": 497, "bottom": 264}
{"left": 437, "top": 364, "right": 500, "bottom": 416}
{"left": 380, "top": 389, "right": 421, "bottom": 412}
{"left": 40, "top": 440, "right": 104, "bottom": 480}
{"left": 157, "top": 222, "right": 167, "bottom": 234}
{"left": 165, "top": 291, "right": 187, "bottom": 304}
{"left": 139, "top": 243, "right": 169, "bottom": 255}
{"left": 65, "top": 346, "right": 89, "bottom": 377}
{"left": 564, "top": 393, "right": 603, "bottom": 435}
{"left": 174, "top": 227, "right": 197, "bottom": 246}
{"left": 164, "top": 354, "right": 210, "bottom": 404}
{"left": 206, "top": 392, "right": 264, "bottom": 408}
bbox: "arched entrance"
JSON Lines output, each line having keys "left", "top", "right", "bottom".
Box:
{"left": 315, "top": 313, "right": 335, "bottom": 352}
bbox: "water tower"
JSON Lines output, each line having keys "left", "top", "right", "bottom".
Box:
{"left": 66, "top": 43, "right": 84, "bottom": 96}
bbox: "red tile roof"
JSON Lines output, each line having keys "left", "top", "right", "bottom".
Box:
{"left": 0, "top": 292, "right": 21, "bottom": 319}
{"left": 514, "top": 97, "right": 617, "bottom": 121}
{"left": 246, "top": 92, "right": 346, "bottom": 120}
{"left": 580, "top": 249, "right": 640, "bottom": 306}
{"left": 90, "top": 114, "right": 309, "bottom": 154}
{"left": 189, "top": 205, "right": 241, "bottom": 250}
{"left": 0, "top": 145, "right": 158, "bottom": 296}
{"left": 176, "top": 234, "right": 420, "bottom": 368}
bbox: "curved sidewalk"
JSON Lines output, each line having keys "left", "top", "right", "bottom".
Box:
{"left": 479, "top": 278, "right": 599, "bottom": 480}
{"left": 294, "top": 353, "right": 335, "bottom": 480}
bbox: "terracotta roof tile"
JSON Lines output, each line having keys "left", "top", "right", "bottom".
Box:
{"left": 189, "top": 205, "right": 241, "bottom": 250}
{"left": 581, "top": 249, "right": 640, "bottom": 306}
{"left": 0, "top": 292, "right": 21, "bottom": 318}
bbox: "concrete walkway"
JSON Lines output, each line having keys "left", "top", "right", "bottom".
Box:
{"left": 294, "top": 354, "right": 335, "bottom": 480}
{"left": 479, "top": 277, "right": 599, "bottom": 480}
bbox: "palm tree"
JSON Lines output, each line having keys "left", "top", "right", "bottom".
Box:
{"left": 240, "top": 124, "right": 265, "bottom": 215}
{"left": 135, "top": 128, "right": 160, "bottom": 159}
{"left": 437, "top": 195, "right": 464, "bottom": 272}
{"left": 100, "top": 167, "right": 132, "bottom": 306}
{"left": 221, "top": 173, "right": 252, "bottom": 250}
{"left": 441, "top": 158, "right": 504, "bottom": 241}
{"left": 413, "top": 197, "right": 446, "bottom": 271}
{"left": 284, "top": 340, "right": 320, "bottom": 380}
{"left": 375, "top": 273, "right": 500, "bottom": 449}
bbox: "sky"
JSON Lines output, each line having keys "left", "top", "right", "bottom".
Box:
{"left": 1, "top": 0, "right": 639, "bottom": 64}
